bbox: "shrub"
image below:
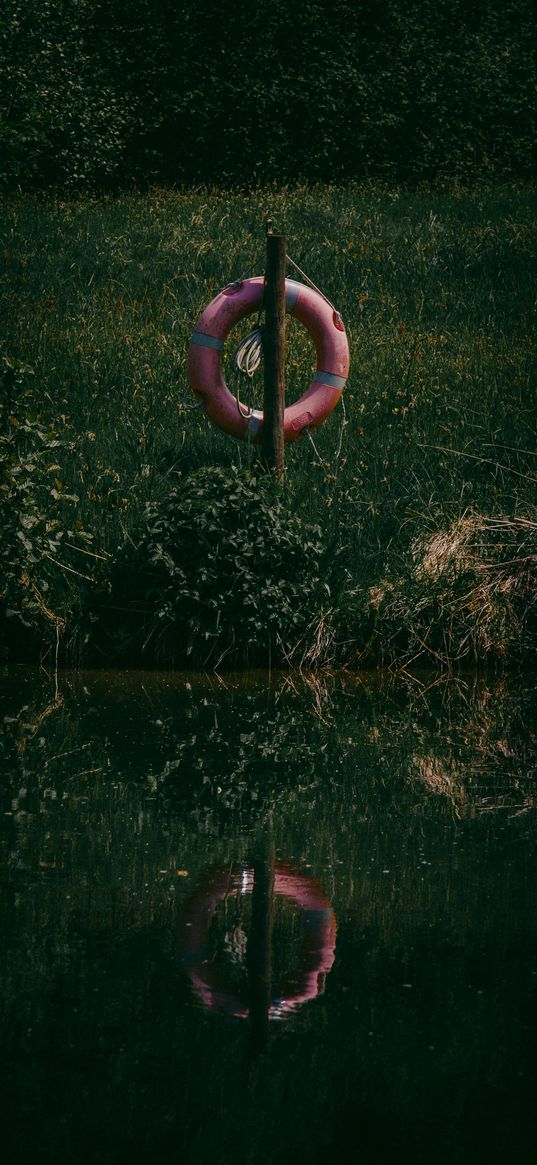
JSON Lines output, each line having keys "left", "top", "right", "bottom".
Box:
{"left": 98, "top": 466, "right": 326, "bottom": 666}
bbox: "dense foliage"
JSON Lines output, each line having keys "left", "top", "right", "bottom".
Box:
{"left": 1, "top": 0, "right": 536, "bottom": 191}
{"left": 99, "top": 467, "right": 324, "bottom": 665}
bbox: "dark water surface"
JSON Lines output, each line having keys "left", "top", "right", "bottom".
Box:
{"left": 1, "top": 666, "right": 536, "bottom": 1165}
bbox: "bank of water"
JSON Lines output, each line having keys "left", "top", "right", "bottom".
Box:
{"left": 1, "top": 667, "right": 536, "bottom": 1164}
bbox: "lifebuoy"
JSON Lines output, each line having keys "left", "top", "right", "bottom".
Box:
{"left": 177, "top": 861, "right": 337, "bottom": 1019}
{"left": 188, "top": 277, "right": 349, "bottom": 443}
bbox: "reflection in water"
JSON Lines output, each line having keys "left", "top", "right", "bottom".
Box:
{"left": 1, "top": 667, "right": 536, "bottom": 1165}
{"left": 177, "top": 860, "right": 336, "bottom": 1020}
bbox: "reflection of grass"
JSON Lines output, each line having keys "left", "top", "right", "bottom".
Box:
{"left": 2, "top": 667, "right": 535, "bottom": 852}
{"left": 1, "top": 185, "right": 536, "bottom": 667}
{"left": 410, "top": 754, "right": 468, "bottom": 810}
{"left": 1, "top": 667, "right": 536, "bottom": 1164}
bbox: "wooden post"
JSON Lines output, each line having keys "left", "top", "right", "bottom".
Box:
{"left": 247, "top": 832, "right": 275, "bottom": 1055}
{"left": 262, "top": 224, "right": 286, "bottom": 479}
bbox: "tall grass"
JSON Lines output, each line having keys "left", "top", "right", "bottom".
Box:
{"left": 1, "top": 184, "right": 536, "bottom": 667}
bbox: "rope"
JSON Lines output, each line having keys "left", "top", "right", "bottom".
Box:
{"left": 305, "top": 399, "right": 348, "bottom": 472}
{"left": 232, "top": 326, "right": 263, "bottom": 378}
{"left": 227, "top": 261, "right": 259, "bottom": 290}
{"left": 286, "top": 254, "right": 343, "bottom": 326}
{"left": 334, "top": 395, "right": 348, "bottom": 463}
{"left": 231, "top": 325, "right": 264, "bottom": 417}
{"left": 305, "top": 428, "right": 324, "bottom": 463}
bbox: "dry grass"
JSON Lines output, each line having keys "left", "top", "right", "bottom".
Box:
{"left": 413, "top": 511, "right": 536, "bottom": 657}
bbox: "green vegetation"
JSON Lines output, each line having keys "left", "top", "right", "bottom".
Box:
{"left": 1, "top": 184, "right": 536, "bottom": 669}
{"left": 1, "top": 668, "right": 536, "bottom": 1164}
{"left": 104, "top": 467, "right": 324, "bottom": 667}
{"left": 1, "top": 0, "right": 536, "bottom": 191}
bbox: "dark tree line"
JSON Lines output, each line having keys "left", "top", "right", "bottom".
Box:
{"left": 1, "top": 0, "right": 536, "bottom": 190}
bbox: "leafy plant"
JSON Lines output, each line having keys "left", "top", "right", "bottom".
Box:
{"left": 1, "top": 0, "right": 536, "bottom": 191}
{"left": 99, "top": 466, "right": 325, "bottom": 666}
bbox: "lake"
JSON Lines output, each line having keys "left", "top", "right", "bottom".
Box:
{"left": 1, "top": 666, "right": 536, "bottom": 1164}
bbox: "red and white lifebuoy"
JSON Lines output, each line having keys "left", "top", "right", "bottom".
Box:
{"left": 177, "top": 861, "right": 337, "bottom": 1020}
{"left": 188, "top": 277, "right": 349, "bottom": 443}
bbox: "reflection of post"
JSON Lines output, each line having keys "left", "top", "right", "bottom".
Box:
{"left": 247, "top": 834, "right": 275, "bottom": 1054}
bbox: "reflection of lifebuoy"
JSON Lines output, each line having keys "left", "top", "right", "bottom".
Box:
{"left": 177, "top": 862, "right": 336, "bottom": 1020}
{"left": 188, "top": 277, "right": 349, "bottom": 443}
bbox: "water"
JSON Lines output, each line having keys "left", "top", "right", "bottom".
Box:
{"left": 1, "top": 666, "right": 536, "bottom": 1165}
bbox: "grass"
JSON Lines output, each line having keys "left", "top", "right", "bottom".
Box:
{"left": 1, "top": 182, "right": 536, "bottom": 668}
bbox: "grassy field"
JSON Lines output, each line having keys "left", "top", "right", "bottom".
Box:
{"left": 1, "top": 183, "right": 536, "bottom": 669}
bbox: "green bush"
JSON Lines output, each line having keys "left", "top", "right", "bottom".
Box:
{"left": 0, "top": 1, "right": 133, "bottom": 190}
{"left": 1, "top": 0, "right": 535, "bottom": 190}
{"left": 98, "top": 466, "right": 325, "bottom": 666}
